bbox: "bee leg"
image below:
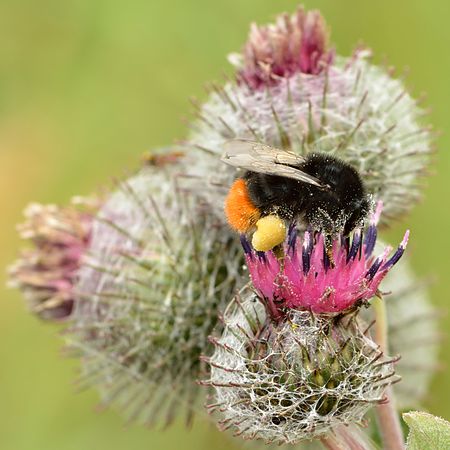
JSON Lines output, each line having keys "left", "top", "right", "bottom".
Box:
{"left": 273, "top": 244, "right": 285, "bottom": 263}
{"left": 324, "top": 235, "right": 336, "bottom": 269}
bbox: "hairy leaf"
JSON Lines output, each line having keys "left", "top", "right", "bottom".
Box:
{"left": 404, "top": 411, "right": 450, "bottom": 450}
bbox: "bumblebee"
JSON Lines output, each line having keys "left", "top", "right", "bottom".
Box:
{"left": 222, "top": 140, "right": 371, "bottom": 256}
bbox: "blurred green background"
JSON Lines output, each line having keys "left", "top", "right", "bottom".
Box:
{"left": 1, "top": 1, "right": 449, "bottom": 449}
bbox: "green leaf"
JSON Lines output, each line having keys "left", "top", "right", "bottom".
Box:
{"left": 404, "top": 411, "right": 450, "bottom": 450}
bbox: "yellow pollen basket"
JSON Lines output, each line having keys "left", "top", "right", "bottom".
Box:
{"left": 251, "top": 215, "right": 287, "bottom": 252}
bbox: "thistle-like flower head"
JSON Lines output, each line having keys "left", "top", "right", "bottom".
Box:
{"left": 68, "top": 164, "right": 243, "bottom": 426}
{"left": 188, "top": 11, "right": 432, "bottom": 225}
{"left": 8, "top": 198, "right": 96, "bottom": 321}
{"left": 243, "top": 203, "right": 409, "bottom": 316}
{"left": 233, "top": 6, "right": 334, "bottom": 89}
{"left": 203, "top": 206, "right": 407, "bottom": 443}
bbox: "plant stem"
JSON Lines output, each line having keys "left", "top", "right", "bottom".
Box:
{"left": 321, "top": 426, "right": 371, "bottom": 450}
{"left": 372, "top": 297, "right": 405, "bottom": 450}
{"left": 338, "top": 427, "right": 371, "bottom": 450}
{"left": 321, "top": 435, "right": 343, "bottom": 450}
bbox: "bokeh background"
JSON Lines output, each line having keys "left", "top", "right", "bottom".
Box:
{"left": 1, "top": 1, "right": 449, "bottom": 449}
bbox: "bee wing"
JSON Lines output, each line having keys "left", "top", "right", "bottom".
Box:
{"left": 221, "top": 139, "right": 323, "bottom": 187}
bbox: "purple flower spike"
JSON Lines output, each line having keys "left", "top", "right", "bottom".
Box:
{"left": 243, "top": 203, "right": 409, "bottom": 316}
{"left": 364, "top": 201, "right": 382, "bottom": 257}
{"left": 240, "top": 234, "right": 253, "bottom": 256}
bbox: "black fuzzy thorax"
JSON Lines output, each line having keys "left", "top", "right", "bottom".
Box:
{"left": 244, "top": 153, "right": 370, "bottom": 234}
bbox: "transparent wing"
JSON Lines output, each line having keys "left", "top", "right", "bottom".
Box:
{"left": 221, "top": 139, "right": 323, "bottom": 187}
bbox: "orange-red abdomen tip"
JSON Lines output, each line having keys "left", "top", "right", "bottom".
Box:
{"left": 225, "top": 178, "right": 261, "bottom": 233}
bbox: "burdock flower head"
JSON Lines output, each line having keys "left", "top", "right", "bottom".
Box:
{"left": 68, "top": 162, "right": 243, "bottom": 426}
{"left": 203, "top": 204, "right": 407, "bottom": 444}
{"left": 243, "top": 203, "right": 409, "bottom": 317}
{"left": 233, "top": 6, "right": 334, "bottom": 89}
{"left": 204, "top": 289, "right": 400, "bottom": 444}
{"left": 187, "top": 6, "right": 432, "bottom": 225}
{"left": 8, "top": 198, "right": 96, "bottom": 321}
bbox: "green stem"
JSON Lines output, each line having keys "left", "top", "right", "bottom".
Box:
{"left": 373, "top": 297, "right": 405, "bottom": 450}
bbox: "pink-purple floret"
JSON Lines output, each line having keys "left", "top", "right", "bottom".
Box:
{"left": 242, "top": 204, "right": 409, "bottom": 316}
{"left": 237, "top": 8, "right": 335, "bottom": 90}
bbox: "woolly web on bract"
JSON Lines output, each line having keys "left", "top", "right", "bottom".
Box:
{"left": 67, "top": 166, "right": 243, "bottom": 426}
{"left": 205, "top": 290, "right": 398, "bottom": 445}
{"left": 186, "top": 53, "right": 431, "bottom": 224}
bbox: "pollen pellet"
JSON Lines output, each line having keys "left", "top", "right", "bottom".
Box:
{"left": 251, "top": 215, "right": 286, "bottom": 252}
